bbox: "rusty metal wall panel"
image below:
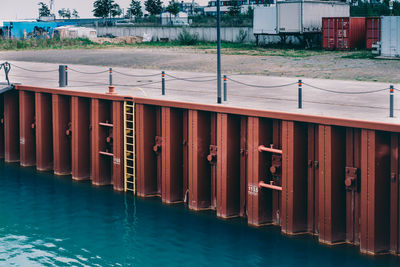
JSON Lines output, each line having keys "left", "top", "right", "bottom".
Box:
{"left": 390, "top": 133, "right": 400, "bottom": 254}
{"left": 182, "top": 110, "right": 189, "bottom": 201}
{"left": 156, "top": 108, "right": 162, "bottom": 195}
{"left": 90, "top": 99, "right": 99, "bottom": 182}
{"left": 188, "top": 110, "right": 211, "bottom": 210}
{"left": 240, "top": 116, "right": 248, "bottom": 218}
{"left": 318, "top": 125, "right": 346, "bottom": 244}
{"left": 71, "top": 97, "right": 90, "bottom": 180}
{"left": 345, "top": 128, "right": 361, "bottom": 244}
{"left": 360, "top": 130, "right": 390, "bottom": 254}
{"left": 92, "top": 100, "right": 113, "bottom": 185}
{"left": 19, "top": 91, "right": 36, "bottom": 167}
{"left": 112, "top": 101, "right": 124, "bottom": 191}
{"left": 282, "top": 121, "right": 308, "bottom": 234}
{"left": 210, "top": 113, "right": 217, "bottom": 210}
{"left": 216, "top": 114, "right": 241, "bottom": 218}
{"left": 272, "top": 120, "right": 282, "bottom": 225}
{"left": 161, "top": 107, "right": 184, "bottom": 203}
{"left": 135, "top": 104, "right": 158, "bottom": 196}
{"left": 0, "top": 94, "right": 4, "bottom": 159}
{"left": 4, "top": 90, "right": 20, "bottom": 162}
{"left": 52, "top": 95, "right": 71, "bottom": 175}
{"left": 35, "top": 93, "right": 53, "bottom": 171}
{"left": 247, "top": 117, "right": 273, "bottom": 226}
{"left": 307, "top": 124, "right": 319, "bottom": 234}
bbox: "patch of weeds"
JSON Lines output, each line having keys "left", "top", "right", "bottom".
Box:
{"left": 341, "top": 51, "right": 375, "bottom": 59}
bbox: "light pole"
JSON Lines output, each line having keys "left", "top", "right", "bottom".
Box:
{"left": 216, "top": 0, "right": 222, "bottom": 104}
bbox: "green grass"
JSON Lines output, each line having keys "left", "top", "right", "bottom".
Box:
{"left": 0, "top": 38, "right": 103, "bottom": 50}
{"left": 341, "top": 51, "right": 375, "bottom": 59}
{"left": 0, "top": 38, "right": 377, "bottom": 60}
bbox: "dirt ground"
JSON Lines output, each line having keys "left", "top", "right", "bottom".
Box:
{"left": 1, "top": 47, "right": 399, "bottom": 83}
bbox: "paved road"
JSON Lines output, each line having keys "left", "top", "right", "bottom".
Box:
{"left": 0, "top": 47, "right": 399, "bottom": 83}
{"left": 3, "top": 60, "right": 399, "bottom": 126}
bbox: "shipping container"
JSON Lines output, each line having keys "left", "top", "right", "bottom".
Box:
{"left": 365, "top": 17, "right": 381, "bottom": 50}
{"left": 381, "top": 16, "right": 400, "bottom": 58}
{"left": 253, "top": 1, "right": 349, "bottom": 35}
{"left": 277, "top": 1, "right": 349, "bottom": 34}
{"left": 322, "top": 17, "right": 366, "bottom": 50}
{"left": 253, "top": 6, "right": 277, "bottom": 35}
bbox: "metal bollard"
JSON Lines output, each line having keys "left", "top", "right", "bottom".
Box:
{"left": 109, "top": 68, "right": 113, "bottom": 86}
{"left": 162, "top": 71, "right": 165, "bottom": 95}
{"left": 59, "top": 65, "right": 67, "bottom": 87}
{"left": 390, "top": 85, "right": 394, "bottom": 118}
{"left": 65, "top": 65, "right": 68, "bottom": 86}
{"left": 298, "top": 79, "right": 302, "bottom": 109}
{"left": 223, "top": 75, "right": 227, "bottom": 101}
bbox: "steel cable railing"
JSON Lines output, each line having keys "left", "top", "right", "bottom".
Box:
{"left": 302, "top": 82, "right": 390, "bottom": 95}
{"left": 227, "top": 77, "right": 298, "bottom": 89}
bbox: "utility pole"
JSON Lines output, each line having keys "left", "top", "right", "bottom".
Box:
{"left": 216, "top": 0, "right": 221, "bottom": 104}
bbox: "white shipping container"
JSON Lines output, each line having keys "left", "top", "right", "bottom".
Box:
{"left": 381, "top": 16, "right": 400, "bottom": 58}
{"left": 253, "top": 6, "right": 277, "bottom": 35}
{"left": 277, "top": 1, "right": 349, "bottom": 33}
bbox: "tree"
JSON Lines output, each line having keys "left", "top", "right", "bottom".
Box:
{"left": 72, "top": 9, "right": 80, "bottom": 18}
{"left": 93, "top": 0, "right": 122, "bottom": 18}
{"left": 58, "top": 8, "right": 71, "bottom": 19}
{"left": 38, "top": 2, "right": 51, "bottom": 17}
{"left": 127, "top": 0, "right": 143, "bottom": 19}
{"left": 166, "top": 1, "right": 180, "bottom": 17}
{"left": 145, "top": 0, "right": 162, "bottom": 16}
{"left": 228, "top": 0, "right": 241, "bottom": 16}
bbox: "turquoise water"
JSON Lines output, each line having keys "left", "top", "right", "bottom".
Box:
{"left": 0, "top": 162, "right": 399, "bottom": 266}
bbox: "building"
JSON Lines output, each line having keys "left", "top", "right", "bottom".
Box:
{"left": 204, "top": 0, "right": 272, "bottom": 15}
{"left": 179, "top": 1, "right": 201, "bottom": 15}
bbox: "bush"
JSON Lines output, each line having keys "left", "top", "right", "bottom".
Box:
{"left": 178, "top": 28, "right": 199, "bottom": 45}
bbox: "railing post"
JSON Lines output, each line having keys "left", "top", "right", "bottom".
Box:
{"left": 223, "top": 75, "right": 227, "bottom": 101}
{"left": 59, "top": 65, "right": 67, "bottom": 87}
{"left": 390, "top": 85, "right": 394, "bottom": 118}
{"left": 298, "top": 79, "right": 302, "bottom": 109}
{"left": 65, "top": 65, "right": 68, "bottom": 86}
{"left": 162, "top": 71, "right": 165, "bottom": 95}
{"left": 109, "top": 67, "right": 113, "bottom": 86}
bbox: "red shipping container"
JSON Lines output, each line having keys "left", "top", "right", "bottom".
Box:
{"left": 323, "top": 17, "right": 366, "bottom": 50}
{"left": 365, "top": 17, "right": 381, "bottom": 50}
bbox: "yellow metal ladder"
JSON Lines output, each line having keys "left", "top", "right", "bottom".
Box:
{"left": 124, "top": 101, "right": 136, "bottom": 194}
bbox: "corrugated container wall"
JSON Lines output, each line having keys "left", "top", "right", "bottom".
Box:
{"left": 322, "top": 17, "right": 366, "bottom": 50}
{"left": 253, "top": 2, "right": 349, "bottom": 35}
{"left": 381, "top": 16, "right": 400, "bottom": 58}
{"left": 366, "top": 17, "right": 381, "bottom": 50}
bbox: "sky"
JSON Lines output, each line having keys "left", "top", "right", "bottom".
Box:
{"left": 0, "top": 0, "right": 209, "bottom": 20}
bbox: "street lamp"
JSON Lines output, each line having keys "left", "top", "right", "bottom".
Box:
{"left": 216, "top": 0, "right": 222, "bottom": 104}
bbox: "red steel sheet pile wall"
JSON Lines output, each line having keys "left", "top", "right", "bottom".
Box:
{"left": 3, "top": 86, "right": 400, "bottom": 256}
{"left": 366, "top": 17, "right": 381, "bottom": 50}
{"left": 323, "top": 17, "right": 366, "bottom": 50}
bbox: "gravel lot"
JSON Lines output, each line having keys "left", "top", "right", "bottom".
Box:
{"left": 1, "top": 47, "right": 399, "bottom": 83}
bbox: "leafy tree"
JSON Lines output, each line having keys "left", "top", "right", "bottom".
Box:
{"left": 228, "top": 0, "right": 241, "bottom": 16}
{"left": 166, "top": 1, "right": 180, "bottom": 17}
{"left": 145, "top": 0, "right": 162, "bottom": 16}
{"left": 58, "top": 8, "right": 71, "bottom": 19}
{"left": 38, "top": 2, "right": 51, "bottom": 17}
{"left": 93, "top": 0, "right": 122, "bottom": 18}
{"left": 127, "top": 0, "right": 143, "bottom": 19}
{"left": 72, "top": 9, "right": 80, "bottom": 18}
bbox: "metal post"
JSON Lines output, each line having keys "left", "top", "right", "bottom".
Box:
{"left": 217, "top": 0, "right": 222, "bottom": 104}
{"left": 109, "top": 67, "right": 113, "bottom": 86}
{"left": 390, "top": 85, "right": 394, "bottom": 118}
{"left": 298, "top": 79, "right": 302, "bottom": 109}
{"left": 59, "top": 65, "right": 66, "bottom": 88}
{"left": 162, "top": 71, "right": 165, "bottom": 95}
{"left": 3, "top": 62, "right": 11, "bottom": 85}
{"left": 223, "top": 75, "right": 227, "bottom": 101}
{"left": 65, "top": 65, "right": 68, "bottom": 86}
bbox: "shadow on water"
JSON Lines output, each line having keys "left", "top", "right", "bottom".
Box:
{"left": 0, "top": 161, "right": 399, "bottom": 266}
